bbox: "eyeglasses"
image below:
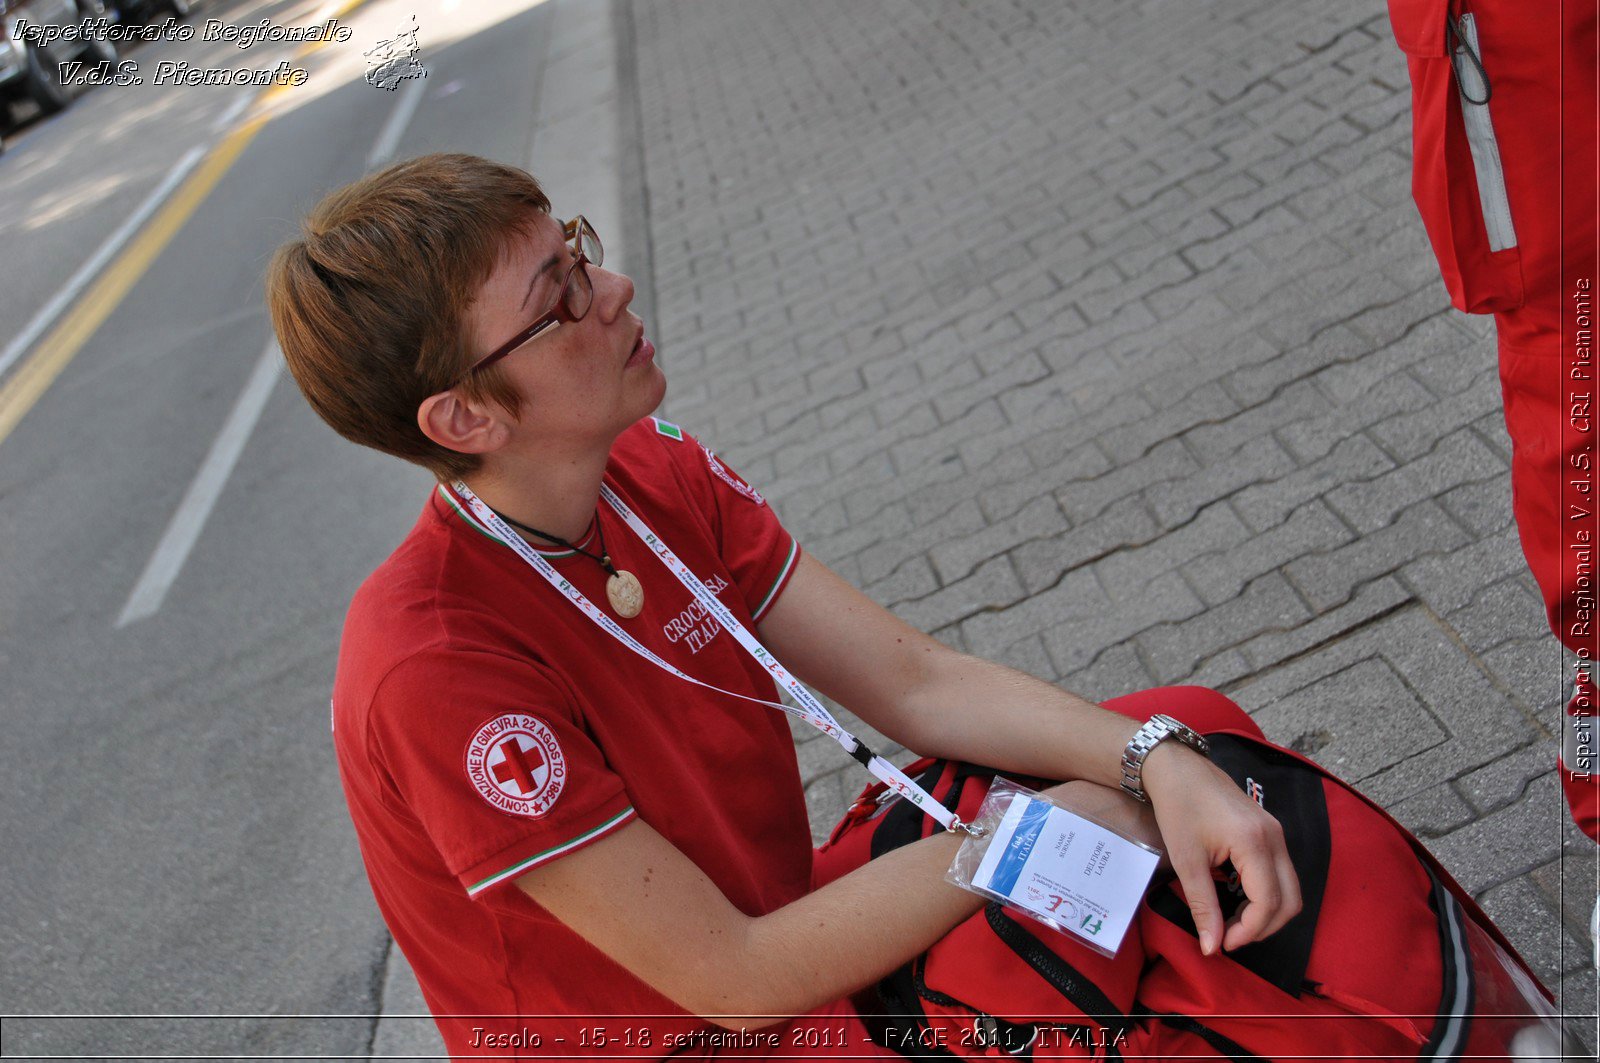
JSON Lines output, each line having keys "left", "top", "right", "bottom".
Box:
{"left": 458, "top": 215, "right": 603, "bottom": 381}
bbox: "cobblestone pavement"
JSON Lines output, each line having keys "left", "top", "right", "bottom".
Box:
{"left": 624, "top": 0, "right": 1597, "bottom": 1032}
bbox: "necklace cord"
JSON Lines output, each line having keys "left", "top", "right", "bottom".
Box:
{"left": 493, "top": 508, "right": 621, "bottom": 579}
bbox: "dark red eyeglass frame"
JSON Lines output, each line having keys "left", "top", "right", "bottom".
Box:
{"left": 455, "top": 216, "right": 602, "bottom": 384}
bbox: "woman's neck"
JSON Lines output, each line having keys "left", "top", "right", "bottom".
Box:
{"left": 461, "top": 447, "right": 611, "bottom": 546}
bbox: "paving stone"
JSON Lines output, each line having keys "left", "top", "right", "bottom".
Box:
{"left": 1325, "top": 429, "right": 1506, "bottom": 535}
{"left": 1038, "top": 568, "right": 1207, "bottom": 677}
{"left": 1224, "top": 324, "right": 1370, "bottom": 412}
{"left": 893, "top": 555, "right": 1027, "bottom": 635}
{"left": 1056, "top": 438, "right": 1200, "bottom": 524}
{"left": 1481, "top": 637, "right": 1568, "bottom": 725}
{"left": 1477, "top": 876, "right": 1591, "bottom": 986}
{"left": 1183, "top": 500, "right": 1351, "bottom": 605}
{"left": 863, "top": 554, "right": 941, "bottom": 607}
{"left": 802, "top": 769, "right": 854, "bottom": 846}
{"left": 929, "top": 495, "right": 1068, "bottom": 585}
{"left": 1403, "top": 523, "right": 1533, "bottom": 615}
{"left": 1062, "top": 640, "right": 1159, "bottom": 705}
{"left": 1232, "top": 434, "right": 1396, "bottom": 533}
{"left": 1185, "top": 648, "right": 1257, "bottom": 692}
{"left": 1184, "top": 382, "right": 1331, "bottom": 464}
{"left": 1143, "top": 435, "right": 1298, "bottom": 529}
{"left": 1010, "top": 495, "right": 1163, "bottom": 597}
{"left": 1249, "top": 655, "right": 1447, "bottom": 787}
{"left": 1529, "top": 844, "right": 1600, "bottom": 954}
{"left": 1386, "top": 782, "right": 1478, "bottom": 839}
{"left": 1230, "top": 608, "right": 1535, "bottom": 805}
{"left": 987, "top": 632, "right": 1061, "bottom": 686}
{"left": 1237, "top": 574, "right": 1412, "bottom": 677}
{"left": 1284, "top": 499, "right": 1469, "bottom": 611}
{"left": 855, "top": 499, "right": 986, "bottom": 585}
{"left": 1458, "top": 746, "right": 1562, "bottom": 817}
{"left": 976, "top": 450, "right": 1079, "bottom": 525}
{"left": 1137, "top": 572, "right": 1311, "bottom": 685}
{"left": 1437, "top": 476, "right": 1516, "bottom": 539}
{"left": 1098, "top": 501, "right": 1253, "bottom": 597}
{"left": 1447, "top": 576, "right": 1554, "bottom": 657}
{"left": 1367, "top": 366, "right": 1504, "bottom": 464}
{"left": 1427, "top": 773, "right": 1567, "bottom": 896}
{"left": 1553, "top": 967, "right": 1598, "bottom": 1052}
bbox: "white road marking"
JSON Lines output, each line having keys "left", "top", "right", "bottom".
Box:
{"left": 115, "top": 339, "right": 282, "bottom": 628}
{"left": 367, "top": 77, "right": 427, "bottom": 169}
{"left": 116, "top": 83, "right": 432, "bottom": 628}
{"left": 209, "top": 94, "right": 254, "bottom": 135}
{"left": 0, "top": 146, "right": 206, "bottom": 386}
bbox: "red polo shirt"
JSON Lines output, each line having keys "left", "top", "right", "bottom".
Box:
{"left": 332, "top": 417, "right": 814, "bottom": 1058}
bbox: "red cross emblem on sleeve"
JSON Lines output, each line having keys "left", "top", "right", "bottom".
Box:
{"left": 465, "top": 714, "right": 567, "bottom": 818}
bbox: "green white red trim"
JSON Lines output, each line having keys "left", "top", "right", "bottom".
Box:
{"left": 466, "top": 806, "right": 637, "bottom": 895}
{"left": 752, "top": 538, "right": 799, "bottom": 621}
{"left": 437, "top": 484, "right": 592, "bottom": 558}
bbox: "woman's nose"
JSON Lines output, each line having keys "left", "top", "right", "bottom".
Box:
{"left": 591, "top": 264, "right": 635, "bottom": 321}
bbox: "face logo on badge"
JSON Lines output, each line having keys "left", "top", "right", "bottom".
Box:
{"left": 465, "top": 714, "right": 566, "bottom": 818}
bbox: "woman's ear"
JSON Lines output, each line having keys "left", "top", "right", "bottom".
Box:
{"left": 417, "top": 391, "right": 510, "bottom": 455}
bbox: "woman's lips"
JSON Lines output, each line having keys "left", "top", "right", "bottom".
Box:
{"left": 626, "top": 336, "right": 655, "bottom": 367}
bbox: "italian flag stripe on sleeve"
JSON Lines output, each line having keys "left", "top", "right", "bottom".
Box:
{"left": 652, "top": 417, "right": 684, "bottom": 441}
{"left": 465, "top": 806, "right": 637, "bottom": 896}
{"left": 752, "top": 538, "right": 799, "bottom": 621}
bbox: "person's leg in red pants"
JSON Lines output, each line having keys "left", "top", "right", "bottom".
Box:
{"left": 1387, "top": 0, "right": 1600, "bottom": 837}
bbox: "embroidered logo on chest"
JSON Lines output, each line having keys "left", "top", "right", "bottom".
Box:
{"left": 465, "top": 713, "right": 566, "bottom": 818}
{"left": 662, "top": 573, "right": 730, "bottom": 654}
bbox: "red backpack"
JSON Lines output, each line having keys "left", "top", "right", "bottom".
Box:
{"left": 816, "top": 720, "right": 1563, "bottom": 1060}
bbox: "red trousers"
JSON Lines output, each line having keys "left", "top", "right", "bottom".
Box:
{"left": 1388, "top": 0, "right": 1600, "bottom": 836}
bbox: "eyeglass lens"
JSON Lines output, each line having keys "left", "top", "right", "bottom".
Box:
{"left": 555, "top": 219, "right": 602, "bottom": 322}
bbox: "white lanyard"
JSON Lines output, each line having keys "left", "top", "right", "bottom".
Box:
{"left": 449, "top": 479, "right": 972, "bottom": 834}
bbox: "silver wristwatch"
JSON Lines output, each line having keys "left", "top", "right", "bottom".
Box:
{"left": 1119, "top": 714, "right": 1210, "bottom": 803}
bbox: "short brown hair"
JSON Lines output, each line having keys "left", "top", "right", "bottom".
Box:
{"left": 266, "top": 153, "right": 551, "bottom": 479}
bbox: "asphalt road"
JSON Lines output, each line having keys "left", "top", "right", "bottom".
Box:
{"left": 0, "top": 0, "right": 558, "bottom": 1055}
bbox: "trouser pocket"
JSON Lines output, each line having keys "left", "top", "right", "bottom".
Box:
{"left": 1387, "top": 0, "right": 1526, "bottom": 312}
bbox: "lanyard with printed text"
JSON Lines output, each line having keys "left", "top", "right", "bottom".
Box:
{"left": 449, "top": 480, "right": 974, "bottom": 834}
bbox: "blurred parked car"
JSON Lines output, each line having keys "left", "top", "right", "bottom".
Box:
{"left": 106, "top": 0, "right": 194, "bottom": 23}
{"left": 0, "top": 0, "right": 117, "bottom": 135}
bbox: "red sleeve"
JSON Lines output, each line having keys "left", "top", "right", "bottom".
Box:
{"left": 367, "top": 649, "right": 636, "bottom": 897}
{"left": 661, "top": 421, "right": 801, "bottom": 621}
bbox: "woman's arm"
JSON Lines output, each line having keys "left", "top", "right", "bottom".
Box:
{"left": 517, "top": 779, "right": 1136, "bottom": 1029}
{"left": 756, "top": 552, "right": 1300, "bottom": 956}
{"left": 516, "top": 812, "right": 977, "bottom": 1028}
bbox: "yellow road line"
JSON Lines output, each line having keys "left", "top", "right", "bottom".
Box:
{"left": 0, "top": 117, "right": 263, "bottom": 443}
{"left": 0, "top": 0, "right": 374, "bottom": 449}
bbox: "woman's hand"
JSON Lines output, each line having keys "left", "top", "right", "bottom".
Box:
{"left": 1140, "top": 743, "right": 1302, "bottom": 956}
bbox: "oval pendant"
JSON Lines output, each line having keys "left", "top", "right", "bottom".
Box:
{"left": 606, "top": 570, "right": 645, "bottom": 618}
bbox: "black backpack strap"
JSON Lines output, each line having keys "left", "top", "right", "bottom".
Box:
{"left": 862, "top": 963, "right": 960, "bottom": 1060}
{"left": 1149, "top": 1013, "right": 1269, "bottom": 1062}
{"left": 985, "top": 904, "right": 1135, "bottom": 1041}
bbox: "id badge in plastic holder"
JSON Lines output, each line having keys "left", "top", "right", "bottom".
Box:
{"left": 947, "top": 778, "right": 1162, "bottom": 959}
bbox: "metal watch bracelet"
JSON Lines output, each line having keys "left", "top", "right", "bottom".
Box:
{"left": 1119, "top": 714, "right": 1210, "bottom": 803}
